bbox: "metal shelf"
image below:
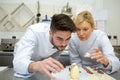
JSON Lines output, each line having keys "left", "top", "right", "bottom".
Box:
{"left": 3, "top": 21, "right": 14, "bottom": 31}
{"left": 11, "top": 3, "right": 35, "bottom": 28}
{"left": 0, "top": 6, "right": 8, "bottom": 23}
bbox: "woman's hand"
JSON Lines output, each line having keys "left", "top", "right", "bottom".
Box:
{"left": 90, "top": 47, "right": 109, "bottom": 67}
{"left": 28, "top": 57, "right": 64, "bottom": 79}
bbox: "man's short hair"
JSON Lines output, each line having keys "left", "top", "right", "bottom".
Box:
{"left": 50, "top": 14, "right": 76, "bottom": 32}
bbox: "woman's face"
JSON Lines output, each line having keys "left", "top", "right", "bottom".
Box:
{"left": 76, "top": 21, "right": 93, "bottom": 41}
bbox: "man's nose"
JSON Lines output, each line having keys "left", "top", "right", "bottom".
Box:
{"left": 61, "top": 41, "right": 67, "bottom": 46}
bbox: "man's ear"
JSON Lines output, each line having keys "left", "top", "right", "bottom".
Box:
{"left": 49, "top": 30, "right": 53, "bottom": 37}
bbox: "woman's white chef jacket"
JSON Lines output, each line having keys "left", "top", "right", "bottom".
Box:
{"left": 69, "top": 30, "right": 120, "bottom": 74}
{"left": 13, "top": 23, "right": 58, "bottom": 77}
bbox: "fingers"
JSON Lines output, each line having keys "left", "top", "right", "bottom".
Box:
{"left": 33, "top": 57, "right": 64, "bottom": 79}
{"left": 90, "top": 51, "right": 102, "bottom": 59}
{"left": 96, "top": 55, "right": 104, "bottom": 63}
{"left": 50, "top": 57, "right": 64, "bottom": 69}
{"left": 45, "top": 62, "right": 58, "bottom": 73}
{"left": 45, "top": 57, "right": 64, "bottom": 72}
{"left": 90, "top": 48, "right": 109, "bottom": 66}
{"left": 92, "top": 47, "right": 99, "bottom": 53}
{"left": 90, "top": 50, "right": 103, "bottom": 61}
{"left": 43, "top": 69, "right": 56, "bottom": 80}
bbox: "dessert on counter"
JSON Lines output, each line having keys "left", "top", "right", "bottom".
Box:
{"left": 69, "top": 63, "right": 80, "bottom": 80}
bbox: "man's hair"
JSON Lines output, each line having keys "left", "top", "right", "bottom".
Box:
{"left": 50, "top": 14, "right": 76, "bottom": 32}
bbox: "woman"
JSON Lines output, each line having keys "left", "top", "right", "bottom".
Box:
{"left": 69, "top": 10, "right": 120, "bottom": 74}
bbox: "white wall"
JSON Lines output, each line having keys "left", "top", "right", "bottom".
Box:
{"left": 103, "top": 0, "right": 120, "bottom": 45}
{"left": 0, "top": 0, "right": 120, "bottom": 45}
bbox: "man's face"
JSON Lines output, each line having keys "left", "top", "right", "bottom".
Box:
{"left": 49, "top": 30, "right": 72, "bottom": 51}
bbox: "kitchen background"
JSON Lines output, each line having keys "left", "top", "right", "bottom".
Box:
{"left": 0, "top": 0, "right": 120, "bottom": 68}
{"left": 0, "top": 0, "right": 120, "bottom": 45}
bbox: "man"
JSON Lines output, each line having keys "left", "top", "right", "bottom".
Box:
{"left": 13, "top": 14, "right": 76, "bottom": 79}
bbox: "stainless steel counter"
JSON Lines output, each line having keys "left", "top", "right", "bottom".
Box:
{"left": 0, "top": 50, "right": 120, "bottom": 80}
{"left": 0, "top": 51, "right": 70, "bottom": 67}
{"left": 0, "top": 68, "right": 50, "bottom": 80}
{"left": 0, "top": 68, "right": 120, "bottom": 80}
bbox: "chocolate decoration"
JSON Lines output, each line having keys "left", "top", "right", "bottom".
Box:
{"left": 82, "top": 66, "right": 93, "bottom": 74}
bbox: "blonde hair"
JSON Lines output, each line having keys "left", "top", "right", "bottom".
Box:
{"left": 75, "top": 11, "right": 96, "bottom": 29}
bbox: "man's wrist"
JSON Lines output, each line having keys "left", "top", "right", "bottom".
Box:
{"left": 28, "top": 61, "right": 36, "bottom": 73}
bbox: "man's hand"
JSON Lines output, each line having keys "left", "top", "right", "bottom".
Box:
{"left": 89, "top": 48, "right": 109, "bottom": 67}
{"left": 28, "top": 57, "right": 64, "bottom": 79}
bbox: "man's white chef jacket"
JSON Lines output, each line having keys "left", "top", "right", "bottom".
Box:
{"left": 13, "top": 23, "right": 58, "bottom": 76}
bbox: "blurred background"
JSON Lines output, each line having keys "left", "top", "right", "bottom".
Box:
{"left": 0, "top": 0, "right": 120, "bottom": 67}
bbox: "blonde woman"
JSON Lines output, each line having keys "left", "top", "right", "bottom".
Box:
{"left": 69, "top": 11, "right": 120, "bottom": 74}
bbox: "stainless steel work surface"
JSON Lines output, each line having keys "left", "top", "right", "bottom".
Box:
{"left": 0, "top": 68, "right": 120, "bottom": 80}
{"left": 0, "top": 68, "right": 50, "bottom": 80}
